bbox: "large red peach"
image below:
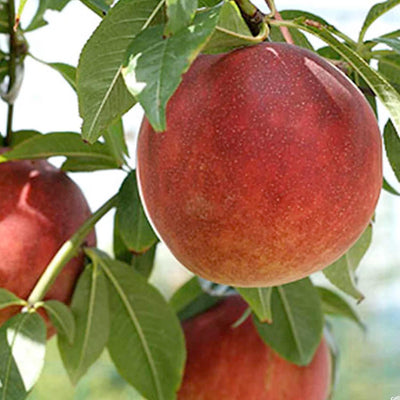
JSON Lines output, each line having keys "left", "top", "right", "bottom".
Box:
{"left": 137, "top": 42, "right": 382, "bottom": 287}
{"left": 0, "top": 155, "right": 95, "bottom": 326}
{"left": 178, "top": 296, "right": 332, "bottom": 399}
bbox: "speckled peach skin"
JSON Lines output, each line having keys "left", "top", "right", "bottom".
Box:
{"left": 0, "top": 156, "right": 95, "bottom": 328}
{"left": 137, "top": 42, "right": 382, "bottom": 287}
{"left": 178, "top": 296, "right": 331, "bottom": 400}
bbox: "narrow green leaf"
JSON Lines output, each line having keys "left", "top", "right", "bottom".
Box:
{"left": 41, "top": 300, "right": 75, "bottom": 344}
{"left": 58, "top": 264, "right": 109, "bottom": 385}
{"left": 79, "top": 0, "right": 110, "bottom": 17}
{"left": 323, "top": 225, "right": 372, "bottom": 300}
{"left": 0, "top": 313, "right": 46, "bottom": 399}
{"left": 61, "top": 157, "right": 120, "bottom": 172}
{"left": 113, "top": 214, "right": 133, "bottom": 264}
{"left": 254, "top": 278, "right": 323, "bottom": 366}
{"left": 198, "top": 0, "right": 219, "bottom": 5}
{"left": 203, "top": 1, "right": 268, "bottom": 54}
{"left": 123, "top": 6, "right": 221, "bottom": 132}
{"left": 318, "top": 287, "right": 364, "bottom": 329}
{"left": 103, "top": 118, "right": 128, "bottom": 166}
{"left": 0, "top": 0, "right": 9, "bottom": 33}
{"left": 115, "top": 171, "right": 158, "bottom": 253}
{"left": 9, "top": 130, "right": 41, "bottom": 146}
{"left": 0, "top": 132, "right": 117, "bottom": 165}
{"left": 378, "top": 54, "right": 400, "bottom": 87}
{"left": 47, "top": 62, "right": 76, "bottom": 90}
{"left": 279, "top": 18, "right": 400, "bottom": 139}
{"left": 132, "top": 243, "right": 157, "bottom": 279}
{"left": 24, "top": 0, "right": 48, "bottom": 31}
{"left": 269, "top": 10, "right": 318, "bottom": 50}
{"left": 0, "top": 58, "right": 8, "bottom": 84}
{"left": 359, "top": 0, "right": 400, "bottom": 42}
{"left": 165, "top": 0, "right": 198, "bottom": 36}
{"left": 77, "top": 0, "right": 164, "bottom": 143}
{"left": 46, "top": 0, "right": 70, "bottom": 11}
{"left": 383, "top": 176, "right": 400, "bottom": 195}
{"left": 169, "top": 277, "right": 222, "bottom": 321}
{"left": 380, "top": 28, "right": 400, "bottom": 38}
{"left": 236, "top": 287, "right": 273, "bottom": 323}
{"left": 87, "top": 249, "right": 186, "bottom": 400}
{"left": 170, "top": 278, "right": 203, "bottom": 313}
{"left": 384, "top": 119, "right": 400, "bottom": 183}
{"left": 0, "top": 289, "right": 26, "bottom": 310}
{"left": 373, "top": 37, "right": 400, "bottom": 54}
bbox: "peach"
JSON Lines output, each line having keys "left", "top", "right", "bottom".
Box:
{"left": 137, "top": 42, "right": 382, "bottom": 287}
{"left": 178, "top": 296, "right": 332, "bottom": 399}
{"left": 0, "top": 156, "right": 95, "bottom": 326}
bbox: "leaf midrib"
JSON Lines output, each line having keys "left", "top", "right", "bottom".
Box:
{"left": 101, "top": 260, "right": 163, "bottom": 400}
{"left": 277, "top": 286, "right": 304, "bottom": 361}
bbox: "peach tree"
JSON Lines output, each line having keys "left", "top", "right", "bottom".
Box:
{"left": 0, "top": 0, "right": 399, "bottom": 398}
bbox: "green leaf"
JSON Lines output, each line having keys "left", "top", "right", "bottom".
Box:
{"left": 359, "top": 0, "right": 400, "bottom": 42}
{"left": 87, "top": 249, "right": 186, "bottom": 400}
{"left": 318, "top": 287, "right": 364, "bottom": 329}
{"left": 383, "top": 176, "right": 400, "bottom": 195}
{"left": 132, "top": 243, "right": 157, "bottom": 279}
{"left": 198, "top": 0, "right": 219, "bottom": 5}
{"left": 384, "top": 119, "right": 400, "bottom": 183}
{"left": 79, "top": 0, "right": 110, "bottom": 17}
{"left": 0, "top": 58, "right": 8, "bottom": 84}
{"left": 46, "top": 0, "right": 70, "bottom": 11}
{"left": 380, "top": 28, "right": 400, "bottom": 39}
{"left": 170, "top": 277, "right": 221, "bottom": 321}
{"left": 203, "top": 1, "right": 268, "bottom": 54}
{"left": 47, "top": 62, "right": 76, "bottom": 90}
{"left": 0, "top": 132, "right": 118, "bottom": 167}
{"left": 165, "top": 0, "right": 198, "bottom": 36}
{"left": 61, "top": 156, "right": 120, "bottom": 172}
{"left": 280, "top": 18, "right": 400, "bottom": 139}
{"left": 0, "top": 313, "right": 46, "bottom": 399}
{"left": 373, "top": 37, "right": 400, "bottom": 54}
{"left": 113, "top": 214, "right": 133, "bottom": 264}
{"left": 122, "top": 6, "right": 221, "bottom": 132}
{"left": 103, "top": 118, "right": 128, "bottom": 167}
{"left": 236, "top": 287, "right": 273, "bottom": 323}
{"left": 170, "top": 278, "right": 203, "bottom": 313}
{"left": 41, "top": 300, "right": 75, "bottom": 344}
{"left": 323, "top": 225, "right": 372, "bottom": 301}
{"left": 24, "top": 0, "right": 48, "bottom": 31}
{"left": 77, "top": 0, "right": 164, "bottom": 143}
{"left": 9, "top": 130, "right": 41, "bottom": 146}
{"left": 0, "top": 289, "right": 27, "bottom": 310}
{"left": 58, "top": 264, "right": 109, "bottom": 385}
{"left": 0, "top": 0, "right": 9, "bottom": 33}
{"left": 378, "top": 55, "right": 400, "bottom": 96}
{"left": 269, "top": 10, "right": 317, "bottom": 50}
{"left": 115, "top": 171, "right": 158, "bottom": 253}
{"left": 254, "top": 278, "right": 323, "bottom": 366}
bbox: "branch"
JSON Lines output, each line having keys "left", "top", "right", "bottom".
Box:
{"left": 27, "top": 194, "right": 119, "bottom": 305}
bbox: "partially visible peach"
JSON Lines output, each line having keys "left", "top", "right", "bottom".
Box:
{"left": 0, "top": 154, "right": 95, "bottom": 328}
{"left": 178, "top": 296, "right": 332, "bottom": 399}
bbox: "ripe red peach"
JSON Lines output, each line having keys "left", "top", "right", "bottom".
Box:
{"left": 0, "top": 156, "right": 95, "bottom": 326}
{"left": 137, "top": 42, "right": 382, "bottom": 287}
{"left": 178, "top": 296, "right": 332, "bottom": 399}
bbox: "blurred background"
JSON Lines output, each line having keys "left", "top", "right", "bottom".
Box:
{"left": 0, "top": 0, "right": 399, "bottom": 398}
